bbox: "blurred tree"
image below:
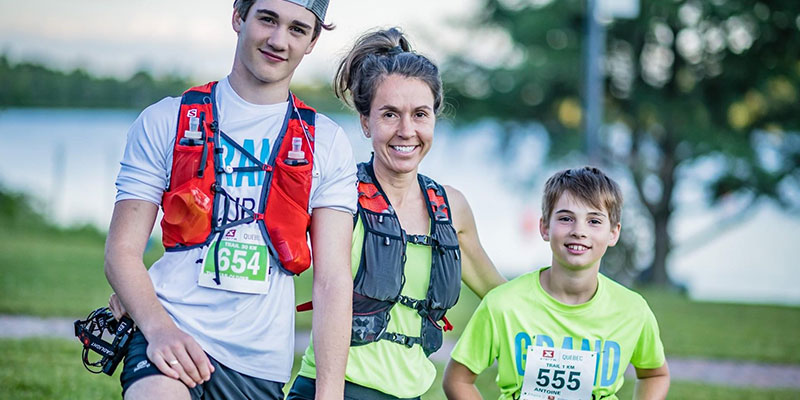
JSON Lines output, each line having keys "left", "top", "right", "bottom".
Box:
{"left": 0, "top": 54, "right": 343, "bottom": 114}
{"left": 444, "top": 0, "right": 800, "bottom": 285}
{"left": 0, "top": 55, "right": 194, "bottom": 110}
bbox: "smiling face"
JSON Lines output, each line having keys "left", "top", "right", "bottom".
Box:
{"left": 361, "top": 74, "right": 436, "bottom": 176}
{"left": 540, "top": 190, "right": 621, "bottom": 273}
{"left": 231, "top": 0, "right": 318, "bottom": 89}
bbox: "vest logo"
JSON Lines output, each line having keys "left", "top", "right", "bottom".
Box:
{"left": 542, "top": 349, "right": 554, "bottom": 358}
{"left": 187, "top": 109, "right": 197, "bottom": 118}
{"left": 133, "top": 360, "right": 151, "bottom": 372}
{"left": 225, "top": 229, "right": 236, "bottom": 238}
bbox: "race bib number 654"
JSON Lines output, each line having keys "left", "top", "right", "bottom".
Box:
{"left": 198, "top": 224, "right": 270, "bottom": 294}
{"left": 520, "top": 346, "right": 596, "bottom": 400}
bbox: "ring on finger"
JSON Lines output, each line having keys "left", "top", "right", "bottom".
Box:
{"left": 169, "top": 359, "right": 179, "bottom": 366}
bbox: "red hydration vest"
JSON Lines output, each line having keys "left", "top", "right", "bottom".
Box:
{"left": 160, "top": 81, "right": 317, "bottom": 275}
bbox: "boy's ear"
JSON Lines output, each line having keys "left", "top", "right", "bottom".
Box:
{"left": 539, "top": 217, "right": 550, "bottom": 242}
{"left": 305, "top": 34, "right": 320, "bottom": 55}
{"left": 232, "top": 8, "right": 244, "bottom": 34}
{"left": 608, "top": 222, "right": 621, "bottom": 247}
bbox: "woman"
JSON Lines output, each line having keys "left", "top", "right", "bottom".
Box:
{"left": 287, "top": 28, "right": 506, "bottom": 400}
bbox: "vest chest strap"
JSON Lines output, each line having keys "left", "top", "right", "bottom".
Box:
{"left": 380, "top": 332, "right": 422, "bottom": 348}
{"left": 406, "top": 234, "right": 433, "bottom": 246}
{"left": 397, "top": 294, "right": 428, "bottom": 316}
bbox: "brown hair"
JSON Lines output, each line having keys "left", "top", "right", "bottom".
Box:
{"left": 233, "top": 0, "right": 333, "bottom": 40}
{"left": 334, "top": 27, "right": 443, "bottom": 116}
{"left": 541, "top": 166, "right": 623, "bottom": 227}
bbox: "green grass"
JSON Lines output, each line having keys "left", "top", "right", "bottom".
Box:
{"left": 614, "top": 378, "right": 800, "bottom": 400}
{"left": 0, "top": 229, "right": 110, "bottom": 317}
{"left": 2, "top": 338, "right": 797, "bottom": 400}
{"left": 0, "top": 229, "right": 163, "bottom": 317}
{"left": 638, "top": 288, "right": 800, "bottom": 364}
{"left": 0, "top": 338, "right": 121, "bottom": 400}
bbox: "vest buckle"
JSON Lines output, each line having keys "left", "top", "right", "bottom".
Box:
{"left": 407, "top": 234, "right": 432, "bottom": 246}
{"left": 386, "top": 332, "right": 413, "bottom": 347}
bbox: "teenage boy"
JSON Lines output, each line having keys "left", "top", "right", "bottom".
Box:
{"left": 443, "top": 167, "right": 670, "bottom": 400}
{"left": 105, "top": 1, "right": 356, "bottom": 399}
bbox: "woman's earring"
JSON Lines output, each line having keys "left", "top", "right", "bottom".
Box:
{"left": 364, "top": 130, "right": 371, "bottom": 138}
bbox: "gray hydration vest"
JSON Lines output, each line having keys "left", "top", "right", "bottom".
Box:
{"left": 351, "top": 161, "right": 462, "bottom": 356}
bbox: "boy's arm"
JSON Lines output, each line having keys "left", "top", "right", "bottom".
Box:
{"left": 308, "top": 207, "right": 353, "bottom": 400}
{"left": 105, "top": 199, "right": 213, "bottom": 387}
{"left": 445, "top": 185, "right": 506, "bottom": 298}
{"left": 633, "top": 362, "right": 670, "bottom": 400}
{"left": 443, "top": 359, "right": 483, "bottom": 400}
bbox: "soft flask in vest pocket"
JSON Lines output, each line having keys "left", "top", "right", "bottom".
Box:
{"left": 263, "top": 129, "right": 315, "bottom": 274}
{"left": 161, "top": 181, "right": 213, "bottom": 246}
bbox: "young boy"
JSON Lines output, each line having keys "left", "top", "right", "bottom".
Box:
{"left": 443, "top": 167, "right": 670, "bottom": 400}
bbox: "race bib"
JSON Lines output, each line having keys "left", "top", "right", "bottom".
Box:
{"left": 198, "top": 223, "right": 270, "bottom": 294}
{"left": 520, "top": 346, "right": 596, "bottom": 400}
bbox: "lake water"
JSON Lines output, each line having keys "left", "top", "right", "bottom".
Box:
{"left": 0, "top": 108, "right": 797, "bottom": 306}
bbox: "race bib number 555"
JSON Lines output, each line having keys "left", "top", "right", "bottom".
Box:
{"left": 520, "top": 346, "right": 596, "bottom": 400}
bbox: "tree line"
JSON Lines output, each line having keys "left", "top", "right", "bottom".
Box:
{"left": 0, "top": 55, "right": 344, "bottom": 113}
{"left": 0, "top": 55, "right": 193, "bottom": 110}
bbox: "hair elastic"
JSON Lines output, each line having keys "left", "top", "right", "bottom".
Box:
{"left": 386, "top": 45, "right": 405, "bottom": 56}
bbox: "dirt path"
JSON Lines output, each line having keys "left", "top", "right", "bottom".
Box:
{"left": 3, "top": 314, "right": 799, "bottom": 390}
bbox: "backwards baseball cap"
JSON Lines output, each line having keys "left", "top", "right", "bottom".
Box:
{"left": 284, "top": 0, "right": 329, "bottom": 22}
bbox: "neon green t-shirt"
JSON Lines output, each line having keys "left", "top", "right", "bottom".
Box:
{"left": 298, "top": 217, "right": 437, "bottom": 398}
{"left": 450, "top": 267, "right": 665, "bottom": 400}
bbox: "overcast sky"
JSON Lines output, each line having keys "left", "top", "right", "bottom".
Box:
{"left": 0, "top": 0, "right": 500, "bottom": 84}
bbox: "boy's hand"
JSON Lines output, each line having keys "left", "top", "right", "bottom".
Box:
{"left": 144, "top": 323, "right": 214, "bottom": 388}
{"left": 108, "top": 293, "right": 127, "bottom": 321}
{"left": 109, "top": 292, "right": 214, "bottom": 386}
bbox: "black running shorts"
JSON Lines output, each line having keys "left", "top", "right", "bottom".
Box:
{"left": 120, "top": 330, "right": 284, "bottom": 400}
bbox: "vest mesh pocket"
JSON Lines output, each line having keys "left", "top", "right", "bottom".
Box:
{"left": 264, "top": 183, "right": 311, "bottom": 274}
{"left": 427, "top": 222, "right": 462, "bottom": 310}
{"left": 263, "top": 157, "right": 314, "bottom": 274}
{"left": 351, "top": 293, "right": 391, "bottom": 346}
{"left": 161, "top": 142, "right": 216, "bottom": 247}
{"left": 271, "top": 160, "right": 313, "bottom": 209}
{"left": 354, "top": 211, "right": 404, "bottom": 301}
{"left": 420, "top": 316, "right": 444, "bottom": 356}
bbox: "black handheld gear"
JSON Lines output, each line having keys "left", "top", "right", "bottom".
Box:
{"left": 74, "top": 307, "right": 135, "bottom": 375}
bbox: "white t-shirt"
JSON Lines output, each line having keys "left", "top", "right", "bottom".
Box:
{"left": 115, "top": 77, "right": 357, "bottom": 382}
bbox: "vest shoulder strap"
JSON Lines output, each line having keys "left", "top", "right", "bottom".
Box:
{"left": 355, "top": 162, "right": 452, "bottom": 221}
{"left": 419, "top": 173, "right": 451, "bottom": 221}
{"left": 356, "top": 162, "right": 391, "bottom": 214}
